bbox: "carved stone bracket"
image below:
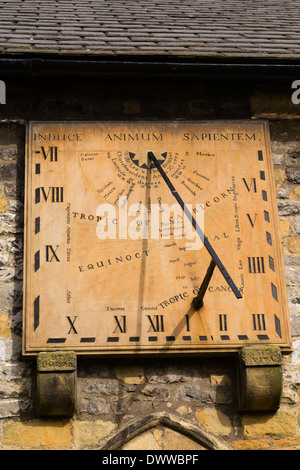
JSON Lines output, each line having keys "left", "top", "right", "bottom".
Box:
{"left": 37, "top": 351, "right": 77, "bottom": 416}
{"left": 237, "top": 345, "right": 283, "bottom": 411}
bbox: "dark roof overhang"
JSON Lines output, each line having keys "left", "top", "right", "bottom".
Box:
{"left": 1, "top": 54, "right": 300, "bottom": 81}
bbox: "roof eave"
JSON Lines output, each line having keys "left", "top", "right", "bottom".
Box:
{"left": 1, "top": 54, "right": 300, "bottom": 80}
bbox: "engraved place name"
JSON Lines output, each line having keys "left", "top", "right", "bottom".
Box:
{"left": 106, "top": 306, "right": 125, "bottom": 311}
{"left": 66, "top": 203, "right": 71, "bottom": 223}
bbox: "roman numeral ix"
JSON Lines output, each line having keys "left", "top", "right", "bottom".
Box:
{"left": 46, "top": 245, "right": 60, "bottom": 262}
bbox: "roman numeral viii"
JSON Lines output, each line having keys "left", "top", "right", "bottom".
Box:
{"left": 35, "top": 187, "right": 64, "bottom": 203}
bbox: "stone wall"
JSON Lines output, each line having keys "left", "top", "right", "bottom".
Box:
{"left": 0, "top": 77, "right": 299, "bottom": 450}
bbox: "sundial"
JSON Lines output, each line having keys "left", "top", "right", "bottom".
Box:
{"left": 23, "top": 121, "right": 292, "bottom": 355}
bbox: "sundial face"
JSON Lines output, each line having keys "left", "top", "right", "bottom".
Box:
{"left": 23, "top": 121, "right": 292, "bottom": 355}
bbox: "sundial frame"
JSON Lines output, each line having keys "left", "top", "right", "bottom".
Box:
{"left": 22, "top": 120, "right": 292, "bottom": 356}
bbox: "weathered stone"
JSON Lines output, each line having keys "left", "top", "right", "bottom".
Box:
{"left": 0, "top": 339, "right": 14, "bottom": 362}
{"left": 286, "top": 167, "right": 300, "bottom": 183}
{"left": 277, "top": 185, "right": 290, "bottom": 199}
{"left": 287, "top": 288, "right": 300, "bottom": 314}
{"left": 293, "top": 215, "right": 300, "bottom": 233}
{"left": 274, "top": 168, "right": 286, "bottom": 189}
{"left": 196, "top": 408, "right": 232, "bottom": 436}
{"left": 0, "top": 145, "right": 18, "bottom": 161}
{"left": 279, "top": 218, "right": 292, "bottom": 237}
{"left": 284, "top": 254, "right": 300, "bottom": 266}
{"left": 0, "top": 312, "right": 10, "bottom": 337}
{"left": 0, "top": 197, "right": 8, "bottom": 212}
{"left": 146, "top": 365, "right": 191, "bottom": 383}
{"left": 80, "top": 397, "right": 111, "bottom": 415}
{"left": 232, "top": 438, "right": 271, "bottom": 450}
{"left": 291, "top": 186, "right": 300, "bottom": 200}
{"left": 288, "top": 237, "right": 300, "bottom": 254}
{"left": 242, "top": 410, "right": 297, "bottom": 437}
{"left": 72, "top": 420, "right": 117, "bottom": 448}
{"left": 270, "top": 141, "right": 286, "bottom": 164}
{"left": 121, "top": 429, "right": 161, "bottom": 450}
{"left": 272, "top": 436, "right": 300, "bottom": 449}
{"left": 237, "top": 346, "right": 283, "bottom": 411}
{"left": 285, "top": 266, "right": 300, "bottom": 286}
{"left": 81, "top": 378, "right": 119, "bottom": 396}
{"left": 0, "top": 399, "right": 21, "bottom": 418}
{"left": 0, "top": 266, "right": 17, "bottom": 282}
{"left": 0, "top": 253, "right": 9, "bottom": 266}
{"left": 278, "top": 201, "right": 300, "bottom": 216}
{"left": 0, "top": 163, "right": 17, "bottom": 180}
{"left": 291, "top": 309, "right": 300, "bottom": 332}
{"left": 250, "top": 89, "right": 300, "bottom": 119}
{"left": 210, "top": 374, "right": 231, "bottom": 387}
{"left": 3, "top": 182, "right": 23, "bottom": 198}
{"left": 140, "top": 385, "right": 170, "bottom": 401}
{"left": 6, "top": 236, "right": 23, "bottom": 254}
{"left": 37, "top": 351, "right": 76, "bottom": 372}
{"left": 37, "top": 351, "right": 77, "bottom": 416}
{"left": 0, "top": 362, "right": 30, "bottom": 381}
{"left": 239, "top": 345, "right": 282, "bottom": 367}
{"left": 3, "top": 420, "right": 72, "bottom": 448}
{"left": 113, "top": 365, "right": 145, "bottom": 384}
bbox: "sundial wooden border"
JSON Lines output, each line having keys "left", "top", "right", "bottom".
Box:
{"left": 22, "top": 120, "right": 292, "bottom": 355}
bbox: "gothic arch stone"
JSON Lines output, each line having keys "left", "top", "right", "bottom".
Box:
{"left": 100, "top": 412, "right": 233, "bottom": 450}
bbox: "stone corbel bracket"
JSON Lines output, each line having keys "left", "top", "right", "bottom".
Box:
{"left": 37, "top": 351, "right": 77, "bottom": 416}
{"left": 237, "top": 345, "right": 282, "bottom": 411}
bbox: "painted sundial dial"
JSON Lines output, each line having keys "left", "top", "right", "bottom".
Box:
{"left": 22, "top": 121, "right": 292, "bottom": 355}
